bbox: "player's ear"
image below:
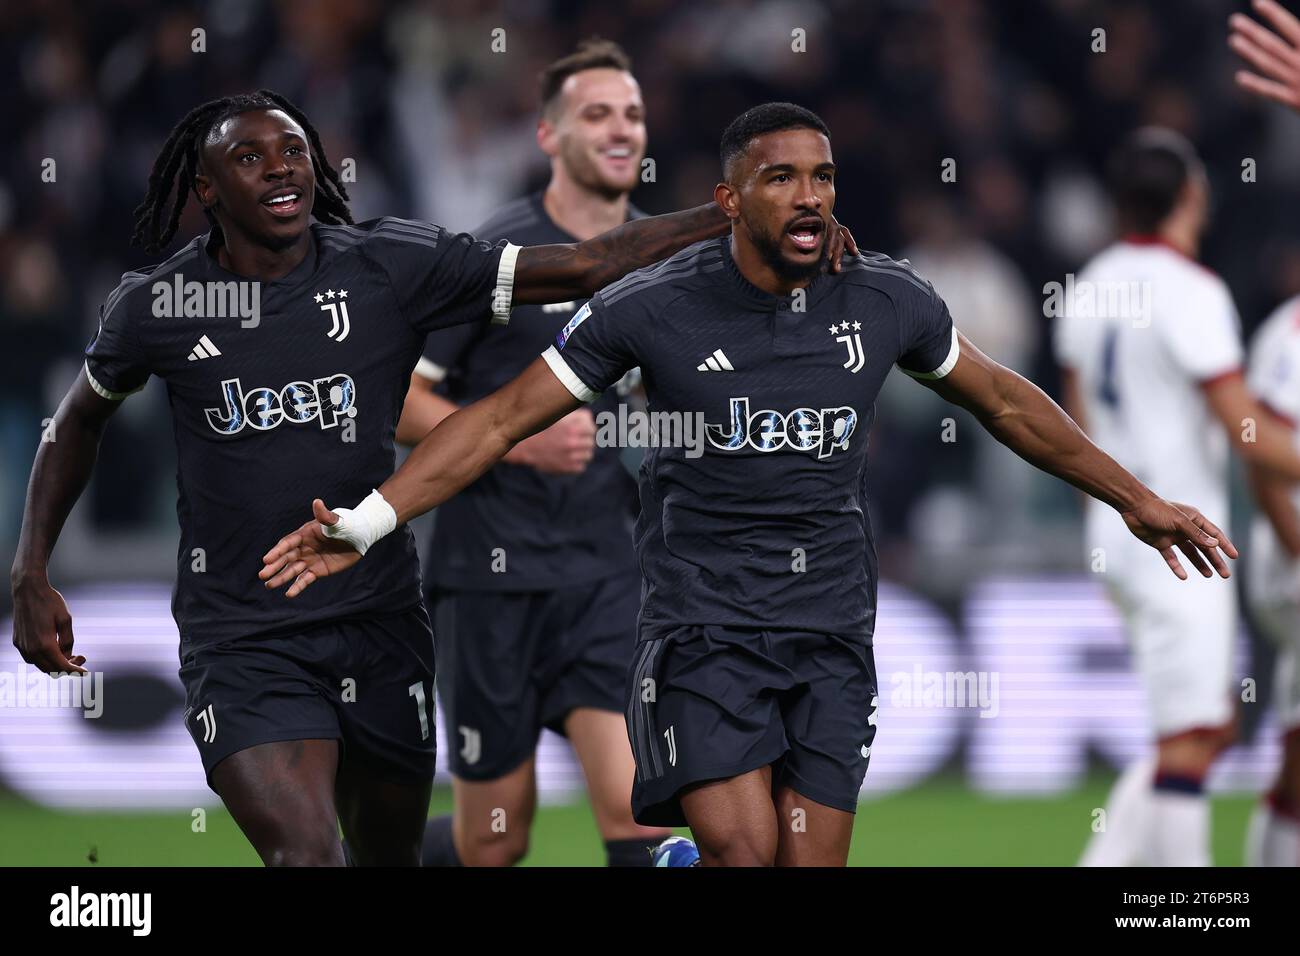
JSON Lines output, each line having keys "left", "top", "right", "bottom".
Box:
{"left": 193, "top": 171, "right": 214, "bottom": 210}
{"left": 714, "top": 181, "right": 740, "bottom": 220}
{"left": 192, "top": 145, "right": 219, "bottom": 210}
{"left": 537, "top": 117, "right": 559, "bottom": 158}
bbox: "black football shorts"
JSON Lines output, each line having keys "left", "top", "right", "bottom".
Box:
{"left": 626, "top": 625, "right": 878, "bottom": 827}
{"left": 179, "top": 605, "right": 437, "bottom": 788}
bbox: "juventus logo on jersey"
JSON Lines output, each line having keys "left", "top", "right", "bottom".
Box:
{"left": 838, "top": 334, "right": 865, "bottom": 373}
{"left": 313, "top": 289, "right": 351, "bottom": 342}
{"left": 829, "top": 321, "right": 866, "bottom": 374}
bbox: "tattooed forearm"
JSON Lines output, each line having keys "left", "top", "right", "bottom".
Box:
{"left": 511, "top": 202, "right": 729, "bottom": 304}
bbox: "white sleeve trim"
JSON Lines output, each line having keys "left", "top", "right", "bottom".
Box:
{"left": 491, "top": 242, "right": 521, "bottom": 326}
{"left": 413, "top": 357, "right": 447, "bottom": 383}
{"left": 84, "top": 362, "right": 141, "bottom": 401}
{"left": 900, "top": 327, "right": 960, "bottom": 380}
{"left": 541, "top": 345, "right": 599, "bottom": 403}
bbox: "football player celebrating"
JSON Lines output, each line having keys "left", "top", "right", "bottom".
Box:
{"left": 262, "top": 104, "right": 1234, "bottom": 866}
{"left": 10, "top": 90, "right": 853, "bottom": 866}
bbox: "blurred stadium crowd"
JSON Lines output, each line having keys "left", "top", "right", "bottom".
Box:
{"left": 4, "top": 0, "right": 1300, "bottom": 607}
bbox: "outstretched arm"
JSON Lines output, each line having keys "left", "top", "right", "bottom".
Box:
{"left": 511, "top": 204, "right": 858, "bottom": 304}
{"left": 920, "top": 333, "right": 1238, "bottom": 579}
{"left": 10, "top": 375, "right": 122, "bottom": 673}
{"left": 261, "top": 358, "right": 581, "bottom": 596}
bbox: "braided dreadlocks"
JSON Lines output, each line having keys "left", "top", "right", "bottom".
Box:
{"left": 131, "top": 89, "right": 353, "bottom": 253}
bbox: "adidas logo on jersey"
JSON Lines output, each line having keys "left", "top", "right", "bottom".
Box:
{"left": 187, "top": 335, "right": 221, "bottom": 361}
{"left": 697, "top": 349, "right": 734, "bottom": 372}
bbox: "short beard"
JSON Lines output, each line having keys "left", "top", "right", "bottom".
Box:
{"left": 745, "top": 219, "right": 827, "bottom": 285}
{"left": 562, "top": 143, "right": 636, "bottom": 201}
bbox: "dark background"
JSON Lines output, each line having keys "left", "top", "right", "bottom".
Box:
{"left": 4, "top": 0, "right": 1299, "bottom": 593}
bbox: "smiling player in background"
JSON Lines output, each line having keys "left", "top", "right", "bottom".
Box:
{"left": 396, "top": 40, "right": 672, "bottom": 868}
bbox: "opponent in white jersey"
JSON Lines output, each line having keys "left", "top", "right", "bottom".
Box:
{"left": 1055, "top": 129, "right": 1300, "bottom": 866}
{"left": 1244, "top": 296, "right": 1300, "bottom": 866}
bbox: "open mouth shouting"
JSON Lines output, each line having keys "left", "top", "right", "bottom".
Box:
{"left": 786, "top": 215, "right": 825, "bottom": 255}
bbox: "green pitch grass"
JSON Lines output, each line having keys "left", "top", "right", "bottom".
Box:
{"left": 0, "top": 775, "right": 1257, "bottom": 866}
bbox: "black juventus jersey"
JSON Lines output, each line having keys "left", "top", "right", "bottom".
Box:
{"left": 84, "top": 218, "right": 517, "bottom": 649}
{"left": 545, "top": 236, "right": 959, "bottom": 643}
{"left": 419, "top": 194, "right": 640, "bottom": 591}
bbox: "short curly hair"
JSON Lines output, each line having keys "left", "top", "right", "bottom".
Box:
{"left": 719, "top": 102, "right": 830, "bottom": 180}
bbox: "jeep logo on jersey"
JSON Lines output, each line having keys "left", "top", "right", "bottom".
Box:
{"left": 705, "top": 397, "right": 856, "bottom": 459}
{"left": 204, "top": 374, "right": 358, "bottom": 434}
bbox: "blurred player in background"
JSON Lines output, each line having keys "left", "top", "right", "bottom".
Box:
{"left": 8, "top": 88, "right": 748, "bottom": 866}
{"left": 1056, "top": 128, "right": 1300, "bottom": 866}
{"left": 1229, "top": 0, "right": 1300, "bottom": 866}
{"left": 395, "top": 40, "right": 671, "bottom": 867}
{"left": 263, "top": 103, "right": 1238, "bottom": 867}
{"left": 1243, "top": 296, "right": 1300, "bottom": 866}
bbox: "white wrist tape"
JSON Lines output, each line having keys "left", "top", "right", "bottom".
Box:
{"left": 321, "top": 489, "right": 397, "bottom": 556}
